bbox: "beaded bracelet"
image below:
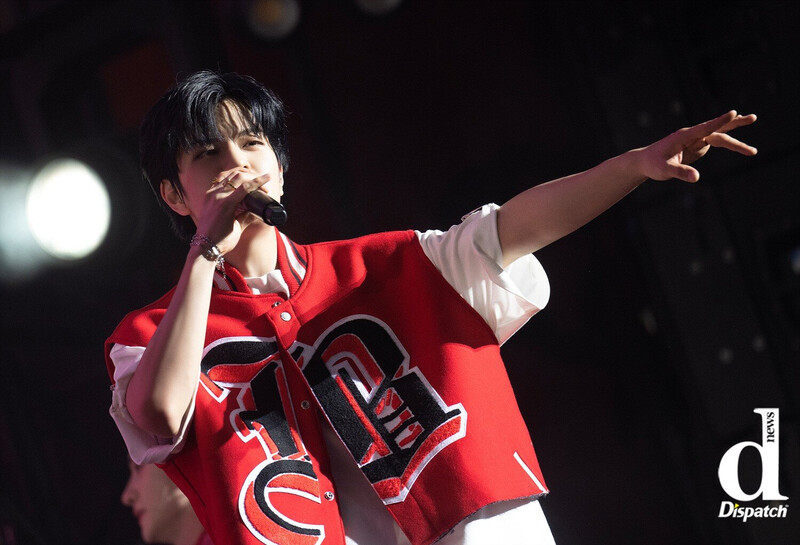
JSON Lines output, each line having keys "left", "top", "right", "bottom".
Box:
{"left": 190, "top": 234, "right": 226, "bottom": 275}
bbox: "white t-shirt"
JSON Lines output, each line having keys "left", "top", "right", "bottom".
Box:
{"left": 109, "top": 204, "right": 555, "bottom": 544}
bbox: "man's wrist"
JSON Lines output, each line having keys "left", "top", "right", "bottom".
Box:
{"left": 614, "top": 149, "right": 649, "bottom": 187}
{"left": 190, "top": 234, "right": 222, "bottom": 263}
{"left": 189, "top": 234, "right": 226, "bottom": 275}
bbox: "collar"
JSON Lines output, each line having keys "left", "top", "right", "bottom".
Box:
{"left": 213, "top": 229, "right": 308, "bottom": 297}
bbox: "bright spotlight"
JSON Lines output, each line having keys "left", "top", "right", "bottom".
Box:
{"left": 25, "top": 158, "right": 111, "bottom": 260}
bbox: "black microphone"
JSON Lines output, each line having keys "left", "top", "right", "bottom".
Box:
{"left": 244, "top": 191, "right": 288, "bottom": 226}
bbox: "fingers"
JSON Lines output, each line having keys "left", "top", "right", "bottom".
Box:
{"left": 684, "top": 111, "right": 758, "bottom": 140}
{"left": 208, "top": 172, "right": 235, "bottom": 193}
{"left": 718, "top": 113, "right": 757, "bottom": 134}
{"left": 684, "top": 110, "right": 737, "bottom": 140}
{"left": 209, "top": 175, "right": 237, "bottom": 191}
{"left": 671, "top": 110, "right": 757, "bottom": 159}
{"left": 239, "top": 172, "right": 271, "bottom": 194}
{"left": 644, "top": 110, "right": 757, "bottom": 185}
{"left": 705, "top": 132, "right": 758, "bottom": 155}
{"left": 210, "top": 170, "right": 271, "bottom": 196}
{"left": 667, "top": 163, "right": 700, "bottom": 183}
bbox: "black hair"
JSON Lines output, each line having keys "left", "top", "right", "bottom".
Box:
{"left": 139, "top": 70, "right": 289, "bottom": 240}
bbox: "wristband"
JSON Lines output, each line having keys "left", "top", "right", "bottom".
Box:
{"left": 190, "top": 234, "right": 226, "bottom": 274}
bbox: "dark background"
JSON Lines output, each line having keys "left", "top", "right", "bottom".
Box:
{"left": 0, "top": 1, "right": 798, "bottom": 544}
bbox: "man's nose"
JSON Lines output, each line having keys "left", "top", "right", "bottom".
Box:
{"left": 219, "top": 141, "right": 249, "bottom": 170}
{"left": 121, "top": 479, "right": 135, "bottom": 506}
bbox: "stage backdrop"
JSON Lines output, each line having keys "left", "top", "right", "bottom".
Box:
{"left": 0, "top": 1, "right": 797, "bottom": 544}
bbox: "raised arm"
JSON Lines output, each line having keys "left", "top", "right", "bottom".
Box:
{"left": 124, "top": 168, "right": 273, "bottom": 438}
{"left": 497, "top": 111, "right": 757, "bottom": 266}
{"left": 124, "top": 246, "right": 217, "bottom": 438}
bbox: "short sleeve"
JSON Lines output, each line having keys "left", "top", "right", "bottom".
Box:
{"left": 108, "top": 343, "right": 196, "bottom": 464}
{"left": 415, "top": 203, "right": 550, "bottom": 345}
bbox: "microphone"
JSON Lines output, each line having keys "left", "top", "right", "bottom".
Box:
{"left": 244, "top": 191, "right": 288, "bottom": 226}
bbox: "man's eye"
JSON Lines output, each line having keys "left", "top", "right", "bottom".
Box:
{"left": 246, "top": 140, "right": 264, "bottom": 147}
{"left": 194, "top": 148, "right": 214, "bottom": 159}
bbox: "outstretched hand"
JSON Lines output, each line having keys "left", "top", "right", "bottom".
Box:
{"left": 637, "top": 110, "right": 757, "bottom": 183}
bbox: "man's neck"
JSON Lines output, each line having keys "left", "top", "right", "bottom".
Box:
{"left": 224, "top": 223, "right": 278, "bottom": 278}
{"left": 171, "top": 511, "right": 206, "bottom": 545}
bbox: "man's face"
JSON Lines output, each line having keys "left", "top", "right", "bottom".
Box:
{"left": 121, "top": 461, "right": 190, "bottom": 543}
{"left": 169, "top": 100, "right": 284, "bottom": 230}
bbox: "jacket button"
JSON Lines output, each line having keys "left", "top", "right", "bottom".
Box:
{"left": 272, "top": 301, "right": 281, "bottom": 308}
{"left": 280, "top": 311, "right": 291, "bottom": 321}
{"left": 300, "top": 400, "right": 310, "bottom": 410}
{"left": 324, "top": 491, "right": 335, "bottom": 501}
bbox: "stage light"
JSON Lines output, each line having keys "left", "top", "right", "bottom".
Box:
{"left": 0, "top": 163, "right": 46, "bottom": 281}
{"left": 26, "top": 158, "right": 111, "bottom": 260}
{"left": 0, "top": 156, "right": 115, "bottom": 283}
{"left": 244, "top": 0, "right": 301, "bottom": 41}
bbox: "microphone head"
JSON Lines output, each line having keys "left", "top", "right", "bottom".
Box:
{"left": 244, "top": 191, "right": 288, "bottom": 226}
{"left": 263, "top": 202, "right": 288, "bottom": 226}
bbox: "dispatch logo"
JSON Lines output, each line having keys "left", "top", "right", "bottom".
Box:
{"left": 717, "top": 408, "right": 789, "bottom": 522}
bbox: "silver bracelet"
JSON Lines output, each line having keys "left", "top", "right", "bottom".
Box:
{"left": 190, "top": 234, "right": 225, "bottom": 274}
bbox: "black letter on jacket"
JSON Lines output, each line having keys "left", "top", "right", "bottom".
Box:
{"left": 304, "top": 317, "right": 464, "bottom": 486}
{"left": 202, "top": 339, "right": 299, "bottom": 457}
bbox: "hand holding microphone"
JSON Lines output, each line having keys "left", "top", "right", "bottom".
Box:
{"left": 213, "top": 169, "right": 288, "bottom": 227}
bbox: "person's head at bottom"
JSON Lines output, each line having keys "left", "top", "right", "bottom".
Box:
{"left": 121, "top": 460, "right": 207, "bottom": 545}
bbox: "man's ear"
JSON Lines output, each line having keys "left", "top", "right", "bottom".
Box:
{"left": 160, "top": 179, "right": 190, "bottom": 216}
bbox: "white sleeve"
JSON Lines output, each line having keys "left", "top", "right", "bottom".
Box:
{"left": 108, "top": 343, "right": 196, "bottom": 464}
{"left": 415, "top": 203, "right": 550, "bottom": 345}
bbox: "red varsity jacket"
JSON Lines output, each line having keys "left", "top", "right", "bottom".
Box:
{"left": 105, "top": 230, "right": 548, "bottom": 545}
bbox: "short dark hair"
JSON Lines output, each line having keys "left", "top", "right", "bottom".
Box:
{"left": 139, "top": 70, "right": 289, "bottom": 240}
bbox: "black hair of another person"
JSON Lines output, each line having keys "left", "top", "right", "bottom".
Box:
{"left": 139, "top": 70, "right": 289, "bottom": 241}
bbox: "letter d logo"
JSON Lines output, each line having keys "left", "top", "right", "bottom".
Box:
{"left": 718, "top": 408, "right": 788, "bottom": 501}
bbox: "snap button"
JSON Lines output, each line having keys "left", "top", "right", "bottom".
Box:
{"left": 271, "top": 301, "right": 281, "bottom": 308}
{"left": 280, "top": 311, "right": 291, "bottom": 322}
{"left": 324, "top": 491, "right": 335, "bottom": 501}
{"left": 300, "top": 400, "right": 310, "bottom": 410}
